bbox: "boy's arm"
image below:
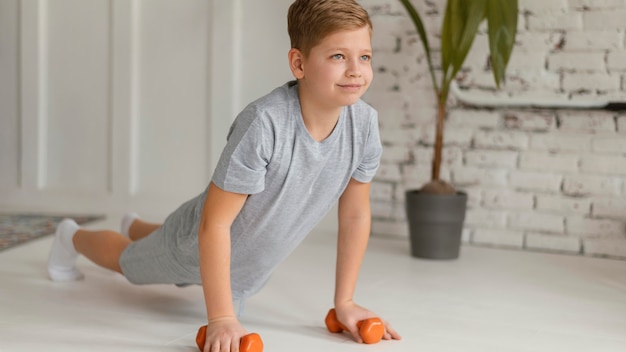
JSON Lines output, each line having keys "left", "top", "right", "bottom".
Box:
{"left": 335, "top": 178, "right": 371, "bottom": 310}
{"left": 335, "top": 178, "right": 401, "bottom": 342}
{"left": 197, "top": 181, "right": 248, "bottom": 351}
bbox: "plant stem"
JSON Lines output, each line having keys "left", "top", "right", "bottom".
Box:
{"left": 432, "top": 96, "right": 446, "bottom": 181}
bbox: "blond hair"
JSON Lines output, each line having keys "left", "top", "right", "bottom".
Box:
{"left": 288, "top": 0, "right": 372, "bottom": 56}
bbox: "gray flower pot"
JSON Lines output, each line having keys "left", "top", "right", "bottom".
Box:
{"left": 405, "top": 190, "right": 468, "bottom": 259}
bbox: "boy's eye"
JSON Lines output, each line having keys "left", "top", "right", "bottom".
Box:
{"left": 361, "top": 55, "right": 371, "bottom": 61}
{"left": 331, "top": 54, "right": 345, "bottom": 60}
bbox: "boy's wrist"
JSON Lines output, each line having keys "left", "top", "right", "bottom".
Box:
{"left": 334, "top": 297, "right": 354, "bottom": 308}
{"left": 208, "top": 315, "right": 238, "bottom": 323}
{"left": 205, "top": 300, "right": 236, "bottom": 321}
{"left": 206, "top": 303, "right": 236, "bottom": 322}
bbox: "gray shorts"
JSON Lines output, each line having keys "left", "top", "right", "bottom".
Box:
{"left": 119, "top": 225, "right": 201, "bottom": 286}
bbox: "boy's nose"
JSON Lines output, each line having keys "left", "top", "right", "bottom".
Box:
{"left": 347, "top": 66, "right": 362, "bottom": 77}
{"left": 346, "top": 58, "right": 362, "bottom": 77}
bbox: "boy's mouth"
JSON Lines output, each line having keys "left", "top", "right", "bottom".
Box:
{"left": 337, "top": 84, "right": 362, "bottom": 89}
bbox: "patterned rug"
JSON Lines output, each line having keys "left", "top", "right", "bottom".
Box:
{"left": 0, "top": 213, "right": 105, "bottom": 252}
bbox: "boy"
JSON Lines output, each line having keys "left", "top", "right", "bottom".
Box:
{"left": 47, "top": 0, "right": 401, "bottom": 350}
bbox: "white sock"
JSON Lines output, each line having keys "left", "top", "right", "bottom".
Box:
{"left": 47, "top": 219, "right": 83, "bottom": 282}
{"left": 121, "top": 212, "right": 139, "bottom": 238}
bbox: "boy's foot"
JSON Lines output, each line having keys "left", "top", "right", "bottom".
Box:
{"left": 47, "top": 219, "right": 83, "bottom": 282}
{"left": 120, "top": 212, "right": 139, "bottom": 238}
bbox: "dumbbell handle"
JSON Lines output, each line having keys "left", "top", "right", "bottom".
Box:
{"left": 196, "top": 325, "right": 263, "bottom": 352}
{"left": 324, "top": 308, "right": 384, "bottom": 344}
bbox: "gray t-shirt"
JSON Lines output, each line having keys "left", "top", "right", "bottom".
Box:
{"left": 171, "top": 81, "right": 381, "bottom": 302}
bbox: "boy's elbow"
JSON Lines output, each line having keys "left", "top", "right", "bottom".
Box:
{"left": 198, "top": 219, "right": 231, "bottom": 239}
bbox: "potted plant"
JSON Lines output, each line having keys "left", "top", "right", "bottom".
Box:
{"left": 398, "top": 0, "right": 518, "bottom": 259}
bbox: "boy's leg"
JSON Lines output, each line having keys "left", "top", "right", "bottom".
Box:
{"left": 128, "top": 219, "right": 161, "bottom": 241}
{"left": 48, "top": 219, "right": 84, "bottom": 281}
{"left": 48, "top": 218, "right": 187, "bottom": 285}
{"left": 73, "top": 228, "right": 131, "bottom": 274}
{"left": 121, "top": 213, "right": 161, "bottom": 241}
{"left": 48, "top": 219, "right": 130, "bottom": 281}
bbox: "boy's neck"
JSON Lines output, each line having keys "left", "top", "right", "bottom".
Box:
{"left": 297, "top": 86, "right": 344, "bottom": 142}
{"left": 301, "top": 110, "right": 341, "bottom": 142}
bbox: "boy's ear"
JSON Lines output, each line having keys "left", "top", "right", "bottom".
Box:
{"left": 288, "top": 48, "right": 305, "bottom": 79}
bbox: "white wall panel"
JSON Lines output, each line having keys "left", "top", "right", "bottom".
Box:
{"left": 0, "top": 0, "right": 245, "bottom": 216}
{"left": 0, "top": 0, "right": 20, "bottom": 190}
{"left": 239, "top": 0, "right": 293, "bottom": 111}
{"left": 0, "top": 0, "right": 319, "bottom": 216}
{"left": 20, "top": 0, "right": 46, "bottom": 191}
{"left": 0, "top": 0, "right": 312, "bottom": 216}
{"left": 45, "top": 0, "right": 110, "bottom": 193}
{"left": 134, "top": 0, "right": 210, "bottom": 198}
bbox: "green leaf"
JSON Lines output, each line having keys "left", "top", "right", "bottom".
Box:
{"left": 486, "top": 0, "right": 518, "bottom": 87}
{"left": 441, "top": 0, "right": 487, "bottom": 90}
{"left": 398, "top": 0, "right": 439, "bottom": 93}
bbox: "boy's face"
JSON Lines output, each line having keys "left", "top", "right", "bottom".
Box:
{"left": 291, "top": 26, "right": 373, "bottom": 109}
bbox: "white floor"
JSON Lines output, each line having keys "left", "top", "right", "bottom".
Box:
{"left": 1, "top": 214, "right": 625, "bottom": 352}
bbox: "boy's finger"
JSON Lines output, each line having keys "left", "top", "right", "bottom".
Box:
{"left": 349, "top": 327, "right": 363, "bottom": 344}
{"left": 385, "top": 324, "right": 402, "bottom": 340}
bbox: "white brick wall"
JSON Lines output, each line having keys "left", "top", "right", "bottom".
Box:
{"left": 451, "top": 166, "right": 508, "bottom": 187}
{"left": 473, "top": 229, "right": 524, "bottom": 248}
{"left": 557, "top": 111, "right": 616, "bottom": 133}
{"left": 617, "top": 115, "right": 626, "bottom": 133}
{"left": 465, "top": 150, "right": 518, "bottom": 168}
{"left": 562, "top": 175, "right": 622, "bottom": 196}
{"left": 482, "top": 190, "right": 534, "bottom": 210}
{"left": 515, "top": 32, "right": 563, "bottom": 51}
{"left": 592, "top": 198, "right": 626, "bottom": 220}
{"left": 376, "top": 163, "right": 401, "bottom": 182}
{"left": 608, "top": 51, "right": 626, "bottom": 71}
{"left": 473, "top": 131, "right": 529, "bottom": 150}
{"left": 591, "top": 136, "right": 626, "bottom": 153}
{"left": 463, "top": 187, "right": 483, "bottom": 208}
{"left": 583, "top": 9, "right": 626, "bottom": 30}
{"left": 507, "top": 50, "right": 547, "bottom": 71}
{"left": 562, "top": 73, "right": 621, "bottom": 91}
{"left": 465, "top": 209, "right": 507, "bottom": 229}
{"left": 520, "top": 0, "right": 568, "bottom": 13}
{"left": 580, "top": 155, "right": 626, "bottom": 176}
{"left": 519, "top": 152, "right": 579, "bottom": 173}
{"left": 421, "top": 127, "right": 473, "bottom": 147}
{"left": 509, "top": 212, "right": 565, "bottom": 233}
{"left": 566, "top": 216, "right": 625, "bottom": 237}
{"left": 526, "top": 233, "right": 581, "bottom": 253}
{"left": 366, "top": 0, "right": 626, "bottom": 259}
{"left": 447, "top": 110, "right": 501, "bottom": 128}
{"left": 503, "top": 111, "right": 555, "bottom": 131}
{"left": 535, "top": 195, "right": 591, "bottom": 215}
{"left": 585, "top": 239, "right": 626, "bottom": 258}
{"left": 371, "top": 182, "right": 394, "bottom": 201}
{"left": 509, "top": 171, "right": 563, "bottom": 192}
{"left": 569, "top": 0, "right": 626, "bottom": 10}
{"left": 564, "top": 31, "right": 623, "bottom": 50}
{"left": 548, "top": 52, "right": 605, "bottom": 72}
{"left": 528, "top": 12, "right": 582, "bottom": 31}
{"left": 530, "top": 133, "right": 591, "bottom": 152}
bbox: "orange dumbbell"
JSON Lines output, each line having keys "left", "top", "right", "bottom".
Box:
{"left": 196, "top": 325, "right": 263, "bottom": 352}
{"left": 324, "top": 308, "right": 384, "bottom": 344}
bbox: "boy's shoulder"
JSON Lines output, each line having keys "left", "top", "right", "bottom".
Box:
{"left": 227, "top": 82, "right": 298, "bottom": 138}
{"left": 244, "top": 81, "right": 298, "bottom": 114}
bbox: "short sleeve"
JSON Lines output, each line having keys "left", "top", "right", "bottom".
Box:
{"left": 352, "top": 112, "right": 382, "bottom": 183}
{"left": 212, "top": 109, "right": 272, "bottom": 194}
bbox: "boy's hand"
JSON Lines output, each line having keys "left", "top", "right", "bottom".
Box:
{"left": 335, "top": 301, "right": 402, "bottom": 343}
{"left": 201, "top": 316, "right": 247, "bottom": 352}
